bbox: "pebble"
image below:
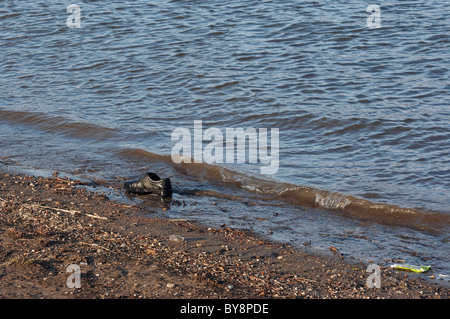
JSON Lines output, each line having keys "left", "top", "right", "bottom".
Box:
{"left": 166, "top": 283, "right": 175, "bottom": 288}
{"left": 169, "top": 234, "right": 185, "bottom": 242}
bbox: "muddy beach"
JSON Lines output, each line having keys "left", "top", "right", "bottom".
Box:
{"left": 0, "top": 171, "right": 448, "bottom": 299}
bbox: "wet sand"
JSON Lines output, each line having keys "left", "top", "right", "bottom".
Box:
{"left": 0, "top": 171, "right": 448, "bottom": 299}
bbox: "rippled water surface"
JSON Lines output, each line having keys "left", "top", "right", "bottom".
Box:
{"left": 1, "top": 1, "right": 449, "bottom": 276}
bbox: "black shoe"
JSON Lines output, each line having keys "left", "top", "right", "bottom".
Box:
{"left": 124, "top": 172, "right": 172, "bottom": 197}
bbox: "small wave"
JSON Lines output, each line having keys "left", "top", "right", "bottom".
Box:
{"left": 116, "top": 147, "right": 449, "bottom": 232}
{"left": 210, "top": 81, "right": 240, "bottom": 90}
{"left": 315, "top": 192, "right": 351, "bottom": 209}
{"left": 0, "top": 108, "right": 119, "bottom": 141}
{"left": 280, "top": 187, "right": 449, "bottom": 232}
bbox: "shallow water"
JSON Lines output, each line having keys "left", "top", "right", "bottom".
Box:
{"left": 0, "top": 1, "right": 449, "bottom": 277}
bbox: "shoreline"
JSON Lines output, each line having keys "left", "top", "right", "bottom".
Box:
{"left": 0, "top": 167, "right": 448, "bottom": 299}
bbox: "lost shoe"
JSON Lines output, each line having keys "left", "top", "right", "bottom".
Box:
{"left": 124, "top": 172, "right": 172, "bottom": 197}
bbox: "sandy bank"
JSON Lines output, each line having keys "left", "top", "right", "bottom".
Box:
{"left": 0, "top": 171, "right": 448, "bottom": 299}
